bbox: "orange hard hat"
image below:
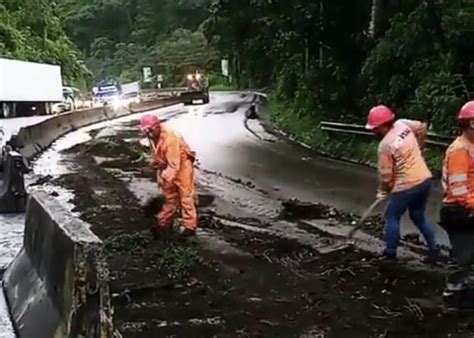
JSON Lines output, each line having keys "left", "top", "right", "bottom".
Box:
{"left": 457, "top": 101, "right": 474, "bottom": 121}
{"left": 139, "top": 115, "right": 160, "bottom": 133}
{"left": 366, "top": 105, "right": 395, "bottom": 130}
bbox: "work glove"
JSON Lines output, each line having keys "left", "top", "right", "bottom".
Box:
{"left": 376, "top": 190, "right": 388, "bottom": 201}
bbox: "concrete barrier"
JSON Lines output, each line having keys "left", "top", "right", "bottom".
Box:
{"left": 3, "top": 190, "right": 115, "bottom": 338}
{"left": 13, "top": 97, "right": 180, "bottom": 160}
{"left": 129, "top": 97, "right": 181, "bottom": 114}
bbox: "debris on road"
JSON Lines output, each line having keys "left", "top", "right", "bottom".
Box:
{"left": 279, "top": 198, "right": 338, "bottom": 221}
{"left": 45, "top": 133, "right": 474, "bottom": 337}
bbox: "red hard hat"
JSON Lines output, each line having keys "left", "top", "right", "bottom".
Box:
{"left": 457, "top": 101, "right": 474, "bottom": 120}
{"left": 139, "top": 115, "right": 160, "bottom": 133}
{"left": 366, "top": 105, "right": 395, "bottom": 130}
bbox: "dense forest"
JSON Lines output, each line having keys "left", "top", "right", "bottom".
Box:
{"left": 203, "top": 0, "right": 474, "bottom": 133}
{"left": 1, "top": 0, "right": 473, "bottom": 133}
{"left": 0, "top": 0, "right": 88, "bottom": 85}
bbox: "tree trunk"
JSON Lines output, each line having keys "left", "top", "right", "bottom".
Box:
{"left": 369, "top": 0, "right": 380, "bottom": 38}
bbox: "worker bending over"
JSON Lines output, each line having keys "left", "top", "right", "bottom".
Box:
{"left": 139, "top": 114, "right": 198, "bottom": 237}
{"left": 366, "top": 105, "right": 438, "bottom": 260}
{"left": 440, "top": 101, "right": 474, "bottom": 302}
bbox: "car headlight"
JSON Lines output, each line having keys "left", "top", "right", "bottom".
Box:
{"left": 187, "top": 74, "right": 194, "bottom": 81}
{"left": 113, "top": 99, "right": 124, "bottom": 109}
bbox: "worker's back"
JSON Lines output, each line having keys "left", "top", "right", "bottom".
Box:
{"left": 379, "top": 119, "right": 432, "bottom": 192}
{"left": 155, "top": 126, "right": 195, "bottom": 166}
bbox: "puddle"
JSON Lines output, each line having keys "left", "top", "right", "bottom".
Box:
{"left": 0, "top": 213, "right": 24, "bottom": 270}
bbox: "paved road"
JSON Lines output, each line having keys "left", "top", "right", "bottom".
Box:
{"left": 163, "top": 93, "right": 449, "bottom": 246}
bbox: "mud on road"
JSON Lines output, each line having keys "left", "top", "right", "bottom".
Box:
{"left": 50, "top": 135, "right": 474, "bottom": 337}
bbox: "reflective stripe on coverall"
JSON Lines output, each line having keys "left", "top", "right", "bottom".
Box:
{"left": 152, "top": 126, "right": 197, "bottom": 230}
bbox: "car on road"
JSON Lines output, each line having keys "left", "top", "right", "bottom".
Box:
{"left": 51, "top": 101, "right": 66, "bottom": 114}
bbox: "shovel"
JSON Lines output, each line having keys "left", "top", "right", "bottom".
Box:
{"left": 143, "top": 193, "right": 215, "bottom": 218}
{"left": 145, "top": 135, "right": 163, "bottom": 193}
{"left": 348, "top": 197, "right": 385, "bottom": 239}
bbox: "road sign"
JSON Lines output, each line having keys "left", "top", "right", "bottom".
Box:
{"left": 143, "top": 67, "right": 152, "bottom": 83}
{"left": 221, "top": 59, "right": 229, "bottom": 77}
{"left": 157, "top": 74, "right": 164, "bottom": 82}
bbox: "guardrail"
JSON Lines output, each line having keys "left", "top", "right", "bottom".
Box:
{"left": 141, "top": 88, "right": 186, "bottom": 101}
{"left": 142, "top": 87, "right": 186, "bottom": 94}
{"left": 320, "top": 121, "right": 455, "bottom": 147}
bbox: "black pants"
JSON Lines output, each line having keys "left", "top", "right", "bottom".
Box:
{"left": 440, "top": 205, "right": 474, "bottom": 287}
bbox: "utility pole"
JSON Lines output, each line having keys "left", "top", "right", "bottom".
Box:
{"left": 369, "top": 0, "right": 377, "bottom": 38}
{"left": 304, "top": 38, "right": 309, "bottom": 74}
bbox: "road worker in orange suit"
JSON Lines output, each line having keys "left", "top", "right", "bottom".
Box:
{"left": 139, "top": 114, "right": 198, "bottom": 237}
{"left": 440, "top": 101, "right": 474, "bottom": 306}
{"left": 366, "top": 105, "right": 439, "bottom": 261}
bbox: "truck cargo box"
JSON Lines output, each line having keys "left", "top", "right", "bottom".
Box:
{"left": 0, "top": 58, "right": 62, "bottom": 102}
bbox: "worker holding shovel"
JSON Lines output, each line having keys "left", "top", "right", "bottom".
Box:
{"left": 440, "top": 101, "right": 474, "bottom": 306}
{"left": 139, "top": 114, "right": 198, "bottom": 238}
{"left": 365, "top": 105, "right": 439, "bottom": 261}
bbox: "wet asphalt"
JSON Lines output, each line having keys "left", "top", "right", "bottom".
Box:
{"left": 164, "top": 93, "right": 448, "bottom": 246}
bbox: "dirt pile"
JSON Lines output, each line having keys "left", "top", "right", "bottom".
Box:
{"left": 279, "top": 198, "right": 384, "bottom": 227}
{"left": 142, "top": 195, "right": 165, "bottom": 218}
{"left": 66, "top": 137, "right": 149, "bottom": 171}
{"left": 279, "top": 198, "right": 339, "bottom": 221}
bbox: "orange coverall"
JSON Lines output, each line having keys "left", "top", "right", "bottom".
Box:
{"left": 442, "top": 135, "right": 474, "bottom": 209}
{"left": 151, "top": 126, "right": 197, "bottom": 231}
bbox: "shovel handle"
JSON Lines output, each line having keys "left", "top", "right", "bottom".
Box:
{"left": 348, "top": 197, "right": 385, "bottom": 239}
{"left": 147, "top": 136, "right": 156, "bottom": 153}
{"left": 145, "top": 136, "right": 162, "bottom": 193}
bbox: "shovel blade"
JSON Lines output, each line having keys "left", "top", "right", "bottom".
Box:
{"left": 143, "top": 193, "right": 215, "bottom": 218}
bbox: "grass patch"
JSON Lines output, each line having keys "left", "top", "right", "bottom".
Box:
{"left": 105, "top": 232, "right": 200, "bottom": 280}
{"left": 105, "top": 232, "right": 152, "bottom": 256}
{"left": 81, "top": 138, "right": 120, "bottom": 154}
{"left": 132, "top": 150, "right": 150, "bottom": 164}
{"left": 159, "top": 241, "right": 200, "bottom": 280}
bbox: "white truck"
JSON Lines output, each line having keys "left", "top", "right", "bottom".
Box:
{"left": 121, "top": 81, "right": 141, "bottom": 105}
{"left": 0, "top": 58, "right": 63, "bottom": 118}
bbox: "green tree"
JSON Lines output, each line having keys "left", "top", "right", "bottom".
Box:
{"left": 0, "top": 0, "right": 88, "bottom": 85}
